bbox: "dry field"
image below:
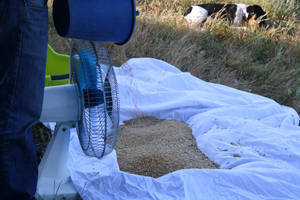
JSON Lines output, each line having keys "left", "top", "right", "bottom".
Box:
{"left": 48, "top": 0, "right": 300, "bottom": 113}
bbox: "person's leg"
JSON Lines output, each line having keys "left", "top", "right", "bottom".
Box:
{"left": 0, "top": 0, "right": 48, "bottom": 199}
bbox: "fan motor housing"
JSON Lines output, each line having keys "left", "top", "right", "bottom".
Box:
{"left": 40, "top": 84, "right": 80, "bottom": 122}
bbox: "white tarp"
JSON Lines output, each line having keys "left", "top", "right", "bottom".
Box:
{"left": 68, "top": 58, "right": 300, "bottom": 200}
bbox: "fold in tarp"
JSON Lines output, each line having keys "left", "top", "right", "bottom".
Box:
{"left": 66, "top": 58, "right": 300, "bottom": 200}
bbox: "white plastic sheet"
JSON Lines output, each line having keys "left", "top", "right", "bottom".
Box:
{"left": 68, "top": 58, "right": 300, "bottom": 200}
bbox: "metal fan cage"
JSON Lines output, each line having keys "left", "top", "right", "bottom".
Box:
{"left": 70, "top": 40, "right": 119, "bottom": 158}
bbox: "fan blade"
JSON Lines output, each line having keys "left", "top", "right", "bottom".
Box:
{"left": 80, "top": 49, "right": 98, "bottom": 88}
{"left": 83, "top": 88, "right": 104, "bottom": 107}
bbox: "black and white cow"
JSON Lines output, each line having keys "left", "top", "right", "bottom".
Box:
{"left": 184, "top": 4, "right": 267, "bottom": 27}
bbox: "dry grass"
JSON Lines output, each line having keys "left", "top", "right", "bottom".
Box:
{"left": 32, "top": 122, "right": 52, "bottom": 163}
{"left": 111, "top": 0, "right": 300, "bottom": 111}
{"left": 48, "top": 1, "right": 300, "bottom": 112}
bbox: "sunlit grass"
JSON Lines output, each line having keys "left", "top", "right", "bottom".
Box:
{"left": 48, "top": 0, "right": 300, "bottom": 112}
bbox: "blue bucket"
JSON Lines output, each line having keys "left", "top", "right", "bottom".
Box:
{"left": 52, "top": 0, "right": 137, "bottom": 45}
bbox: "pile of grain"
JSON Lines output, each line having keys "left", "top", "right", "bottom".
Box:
{"left": 115, "top": 117, "right": 219, "bottom": 178}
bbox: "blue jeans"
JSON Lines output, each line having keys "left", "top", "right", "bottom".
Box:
{"left": 0, "top": 0, "right": 48, "bottom": 199}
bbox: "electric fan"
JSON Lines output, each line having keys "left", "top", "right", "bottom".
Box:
{"left": 36, "top": 40, "right": 119, "bottom": 200}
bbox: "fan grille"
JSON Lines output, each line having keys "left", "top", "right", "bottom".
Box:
{"left": 70, "top": 40, "right": 119, "bottom": 158}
